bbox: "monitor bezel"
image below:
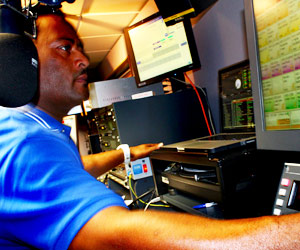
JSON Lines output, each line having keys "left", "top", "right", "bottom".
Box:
{"left": 244, "top": 0, "right": 300, "bottom": 152}
{"left": 124, "top": 12, "right": 201, "bottom": 88}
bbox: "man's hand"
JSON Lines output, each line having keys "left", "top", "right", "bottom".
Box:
{"left": 130, "top": 143, "right": 163, "bottom": 161}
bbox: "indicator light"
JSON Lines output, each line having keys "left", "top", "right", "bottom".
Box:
{"left": 281, "top": 178, "right": 290, "bottom": 187}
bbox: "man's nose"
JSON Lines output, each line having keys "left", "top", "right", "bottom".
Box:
{"left": 75, "top": 50, "right": 90, "bottom": 70}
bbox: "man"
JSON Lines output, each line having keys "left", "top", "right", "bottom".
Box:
{"left": 1, "top": 9, "right": 300, "bottom": 250}
{"left": 0, "top": 8, "right": 160, "bottom": 249}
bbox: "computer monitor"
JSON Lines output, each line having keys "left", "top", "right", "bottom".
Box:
{"left": 219, "top": 60, "right": 255, "bottom": 133}
{"left": 244, "top": 0, "right": 300, "bottom": 152}
{"left": 124, "top": 12, "right": 200, "bottom": 88}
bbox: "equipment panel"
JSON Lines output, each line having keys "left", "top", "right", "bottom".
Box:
{"left": 93, "top": 105, "right": 120, "bottom": 152}
{"left": 273, "top": 163, "right": 300, "bottom": 216}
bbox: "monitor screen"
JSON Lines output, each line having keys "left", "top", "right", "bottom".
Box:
{"left": 219, "top": 60, "right": 255, "bottom": 133}
{"left": 244, "top": 0, "right": 300, "bottom": 152}
{"left": 124, "top": 12, "right": 200, "bottom": 88}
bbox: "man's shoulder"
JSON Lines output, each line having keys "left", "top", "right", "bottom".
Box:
{"left": 0, "top": 107, "right": 81, "bottom": 172}
{"left": 0, "top": 106, "right": 73, "bottom": 154}
{"left": 0, "top": 106, "right": 49, "bottom": 137}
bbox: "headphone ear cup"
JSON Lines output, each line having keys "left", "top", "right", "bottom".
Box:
{"left": 0, "top": 33, "right": 38, "bottom": 107}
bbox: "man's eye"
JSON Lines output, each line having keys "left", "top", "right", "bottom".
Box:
{"left": 59, "top": 45, "right": 71, "bottom": 52}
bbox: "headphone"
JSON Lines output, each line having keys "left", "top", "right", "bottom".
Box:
{"left": 0, "top": 0, "right": 74, "bottom": 107}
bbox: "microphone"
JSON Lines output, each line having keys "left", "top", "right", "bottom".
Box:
{"left": 0, "top": 0, "right": 38, "bottom": 107}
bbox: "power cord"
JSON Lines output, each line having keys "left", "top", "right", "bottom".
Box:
{"left": 171, "top": 75, "right": 216, "bottom": 136}
{"left": 128, "top": 174, "right": 170, "bottom": 208}
{"left": 144, "top": 197, "right": 161, "bottom": 211}
{"left": 129, "top": 188, "right": 155, "bottom": 207}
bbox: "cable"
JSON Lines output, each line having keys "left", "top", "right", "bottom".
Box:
{"left": 171, "top": 76, "right": 216, "bottom": 135}
{"left": 184, "top": 73, "right": 213, "bottom": 136}
{"left": 191, "top": 86, "right": 216, "bottom": 135}
{"left": 128, "top": 174, "right": 170, "bottom": 208}
{"left": 126, "top": 188, "right": 155, "bottom": 208}
{"left": 131, "top": 188, "right": 155, "bottom": 205}
{"left": 144, "top": 188, "right": 156, "bottom": 209}
{"left": 144, "top": 197, "right": 161, "bottom": 211}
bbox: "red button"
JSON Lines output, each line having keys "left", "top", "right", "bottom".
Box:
{"left": 143, "top": 164, "right": 148, "bottom": 173}
{"left": 281, "top": 178, "right": 290, "bottom": 187}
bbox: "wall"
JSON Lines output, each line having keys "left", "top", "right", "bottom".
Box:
{"left": 191, "top": 0, "right": 248, "bottom": 132}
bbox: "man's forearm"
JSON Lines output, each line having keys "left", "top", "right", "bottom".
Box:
{"left": 81, "top": 143, "right": 163, "bottom": 177}
{"left": 70, "top": 206, "right": 300, "bottom": 250}
{"left": 81, "top": 150, "right": 124, "bottom": 177}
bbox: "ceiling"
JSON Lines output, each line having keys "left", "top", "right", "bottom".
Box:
{"left": 60, "top": 0, "right": 149, "bottom": 70}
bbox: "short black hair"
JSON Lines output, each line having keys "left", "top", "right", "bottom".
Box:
{"left": 33, "top": 4, "right": 68, "bottom": 40}
{"left": 34, "top": 3, "right": 65, "bottom": 17}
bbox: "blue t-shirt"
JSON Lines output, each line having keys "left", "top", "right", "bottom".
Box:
{"left": 0, "top": 104, "right": 127, "bottom": 249}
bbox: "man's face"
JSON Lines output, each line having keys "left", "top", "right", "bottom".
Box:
{"left": 34, "top": 15, "right": 90, "bottom": 114}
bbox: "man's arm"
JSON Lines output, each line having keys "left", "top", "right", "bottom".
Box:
{"left": 81, "top": 143, "right": 163, "bottom": 177}
{"left": 69, "top": 206, "right": 300, "bottom": 250}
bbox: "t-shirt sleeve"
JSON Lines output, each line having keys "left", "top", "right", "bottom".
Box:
{"left": 1, "top": 135, "right": 127, "bottom": 250}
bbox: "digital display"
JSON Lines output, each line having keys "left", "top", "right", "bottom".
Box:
{"left": 253, "top": 0, "right": 300, "bottom": 131}
{"left": 124, "top": 12, "right": 200, "bottom": 88}
{"left": 219, "top": 61, "right": 255, "bottom": 132}
{"left": 128, "top": 16, "right": 193, "bottom": 83}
